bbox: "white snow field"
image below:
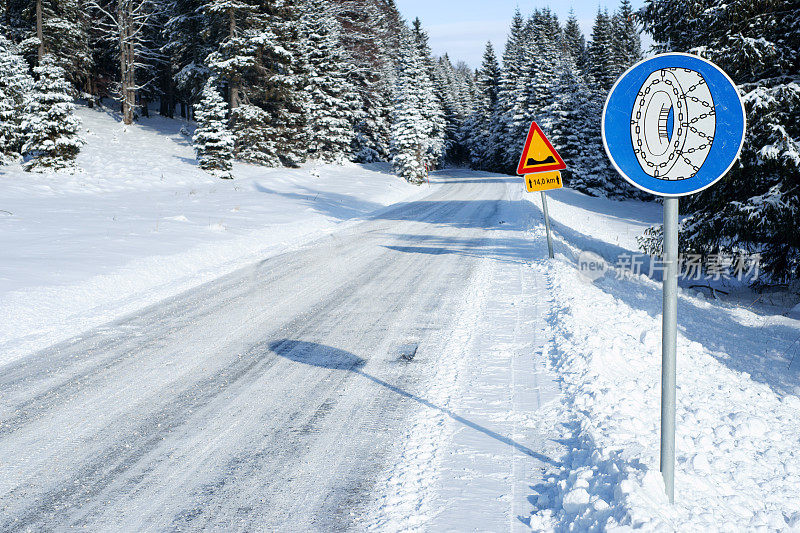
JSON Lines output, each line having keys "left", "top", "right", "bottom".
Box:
{"left": 2, "top": 107, "right": 800, "bottom": 531}
{"left": 522, "top": 189, "right": 800, "bottom": 531}
{"left": 0, "top": 105, "right": 422, "bottom": 367}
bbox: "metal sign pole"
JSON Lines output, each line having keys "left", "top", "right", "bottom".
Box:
{"left": 661, "top": 197, "right": 679, "bottom": 503}
{"left": 540, "top": 191, "right": 554, "bottom": 259}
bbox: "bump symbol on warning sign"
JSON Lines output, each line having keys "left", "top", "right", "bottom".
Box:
{"left": 516, "top": 122, "right": 566, "bottom": 175}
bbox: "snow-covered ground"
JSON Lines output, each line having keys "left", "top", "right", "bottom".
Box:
{"left": 3, "top": 105, "right": 800, "bottom": 530}
{"left": 364, "top": 180, "right": 800, "bottom": 531}
{"left": 0, "top": 105, "right": 422, "bottom": 367}
{"left": 522, "top": 188, "right": 800, "bottom": 530}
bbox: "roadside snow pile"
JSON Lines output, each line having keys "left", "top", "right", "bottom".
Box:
{"left": 524, "top": 192, "right": 800, "bottom": 531}
{"left": 0, "top": 105, "right": 422, "bottom": 367}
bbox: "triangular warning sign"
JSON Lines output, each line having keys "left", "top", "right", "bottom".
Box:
{"left": 516, "top": 122, "right": 566, "bottom": 175}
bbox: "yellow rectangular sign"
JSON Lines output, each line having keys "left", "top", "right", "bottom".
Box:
{"left": 524, "top": 171, "right": 563, "bottom": 192}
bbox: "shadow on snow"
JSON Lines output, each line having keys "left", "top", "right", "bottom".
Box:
{"left": 269, "top": 339, "right": 558, "bottom": 466}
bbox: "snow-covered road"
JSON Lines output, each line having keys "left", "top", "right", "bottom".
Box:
{"left": 0, "top": 171, "right": 553, "bottom": 530}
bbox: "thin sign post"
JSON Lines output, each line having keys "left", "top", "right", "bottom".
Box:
{"left": 602, "top": 53, "right": 746, "bottom": 503}
{"left": 661, "top": 197, "right": 679, "bottom": 501}
{"left": 540, "top": 191, "right": 554, "bottom": 259}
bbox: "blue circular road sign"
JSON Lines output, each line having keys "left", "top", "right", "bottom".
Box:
{"left": 602, "top": 53, "right": 746, "bottom": 197}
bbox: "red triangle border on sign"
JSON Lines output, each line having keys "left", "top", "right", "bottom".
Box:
{"left": 516, "top": 121, "right": 566, "bottom": 175}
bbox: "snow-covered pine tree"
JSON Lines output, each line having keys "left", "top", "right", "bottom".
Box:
{"left": 22, "top": 53, "right": 83, "bottom": 171}
{"left": 203, "top": 0, "right": 260, "bottom": 111}
{"left": 193, "top": 77, "right": 234, "bottom": 178}
{"left": 300, "top": 0, "right": 359, "bottom": 163}
{"left": 410, "top": 18, "right": 446, "bottom": 168}
{"left": 549, "top": 53, "right": 593, "bottom": 188}
{"left": 641, "top": 0, "right": 800, "bottom": 283}
{"left": 570, "top": 7, "right": 635, "bottom": 197}
{"left": 433, "top": 54, "right": 464, "bottom": 164}
{"left": 450, "top": 60, "right": 478, "bottom": 165}
{"left": 204, "top": 0, "right": 276, "bottom": 164}
{"left": 0, "top": 33, "right": 33, "bottom": 161}
{"left": 526, "top": 9, "right": 562, "bottom": 133}
{"left": 2, "top": 0, "right": 91, "bottom": 91}
{"left": 330, "top": 0, "right": 398, "bottom": 162}
{"left": 166, "top": 0, "right": 212, "bottom": 119}
{"left": 205, "top": 0, "right": 308, "bottom": 167}
{"left": 453, "top": 61, "right": 478, "bottom": 118}
{"left": 0, "top": 86, "right": 16, "bottom": 163}
{"left": 587, "top": 8, "right": 616, "bottom": 94}
{"left": 390, "top": 29, "right": 428, "bottom": 183}
{"left": 610, "top": 0, "right": 642, "bottom": 80}
{"left": 563, "top": 10, "right": 588, "bottom": 75}
{"left": 253, "top": 0, "right": 308, "bottom": 167}
{"left": 497, "top": 9, "right": 531, "bottom": 173}
{"left": 463, "top": 41, "right": 502, "bottom": 171}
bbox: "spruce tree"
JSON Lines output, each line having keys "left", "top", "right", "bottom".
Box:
{"left": 300, "top": 0, "right": 359, "bottom": 163}
{"left": 433, "top": 54, "right": 463, "bottom": 164}
{"left": 570, "top": 8, "right": 634, "bottom": 197}
{"left": 410, "top": 18, "right": 446, "bottom": 168}
{"left": 641, "top": 0, "right": 800, "bottom": 282}
{"left": 549, "top": 55, "right": 590, "bottom": 187}
{"left": 588, "top": 9, "right": 615, "bottom": 93}
{"left": 610, "top": 0, "right": 642, "bottom": 80}
{"left": 203, "top": 0, "right": 260, "bottom": 110}
{"left": 205, "top": 0, "right": 308, "bottom": 167}
{"left": 257, "top": 0, "right": 308, "bottom": 167}
{"left": 166, "top": 0, "right": 213, "bottom": 118}
{"left": 0, "top": 86, "right": 16, "bottom": 163}
{"left": 563, "top": 10, "right": 588, "bottom": 75}
{"left": 330, "top": 0, "right": 398, "bottom": 162}
{"left": 22, "top": 54, "right": 83, "bottom": 172}
{"left": 8, "top": 0, "right": 91, "bottom": 91}
{"left": 0, "top": 34, "right": 33, "bottom": 160}
{"left": 497, "top": 9, "right": 531, "bottom": 173}
{"left": 390, "top": 29, "right": 428, "bottom": 183}
{"left": 526, "top": 9, "right": 562, "bottom": 133}
{"left": 463, "top": 42, "right": 501, "bottom": 171}
{"left": 193, "top": 78, "right": 234, "bottom": 178}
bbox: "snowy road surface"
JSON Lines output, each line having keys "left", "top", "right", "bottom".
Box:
{"left": 0, "top": 171, "right": 557, "bottom": 531}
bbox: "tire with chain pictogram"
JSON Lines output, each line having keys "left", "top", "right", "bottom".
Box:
{"left": 630, "top": 68, "right": 715, "bottom": 181}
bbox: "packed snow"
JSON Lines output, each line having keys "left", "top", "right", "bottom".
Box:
{"left": 522, "top": 188, "right": 800, "bottom": 531}
{"left": 0, "top": 105, "right": 422, "bottom": 367}
{"left": 363, "top": 181, "right": 800, "bottom": 531}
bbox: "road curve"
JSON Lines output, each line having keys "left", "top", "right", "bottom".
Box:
{"left": 0, "top": 171, "right": 523, "bottom": 531}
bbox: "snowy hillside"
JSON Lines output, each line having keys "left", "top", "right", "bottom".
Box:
{"left": 0, "top": 106, "right": 422, "bottom": 366}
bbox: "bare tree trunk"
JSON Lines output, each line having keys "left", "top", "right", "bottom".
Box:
{"left": 36, "top": 0, "right": 44, "bottom": 61}
{"left": 228, "top": 7, "right": 240, "bottom": 109}
{"left": 118, "top": 1, "right": 135, "bottom": 125}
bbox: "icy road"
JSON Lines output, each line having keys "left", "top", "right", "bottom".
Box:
{"left": 0, "top": 172, "right": 556, "bottom": 531}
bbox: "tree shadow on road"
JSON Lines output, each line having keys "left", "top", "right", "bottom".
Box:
{"left": 269, "top": 339, "right": 558, "bottom": 465}
{"left": 382, "top": 232, "right": 536, "bottom": 265}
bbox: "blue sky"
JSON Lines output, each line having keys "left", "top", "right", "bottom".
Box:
{"left": 394, "top": 0, "right": 650, "bottom": 68}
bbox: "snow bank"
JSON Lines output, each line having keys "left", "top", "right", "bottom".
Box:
{"left": 0, "top": 105, "right": 423, "bottom": 367}
{"left": 524, "top": 191, "right": 800, "bottom": 530}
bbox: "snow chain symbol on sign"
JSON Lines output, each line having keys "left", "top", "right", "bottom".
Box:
{"left": 630, "top": 68, "right": 716, "bottom": 181}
